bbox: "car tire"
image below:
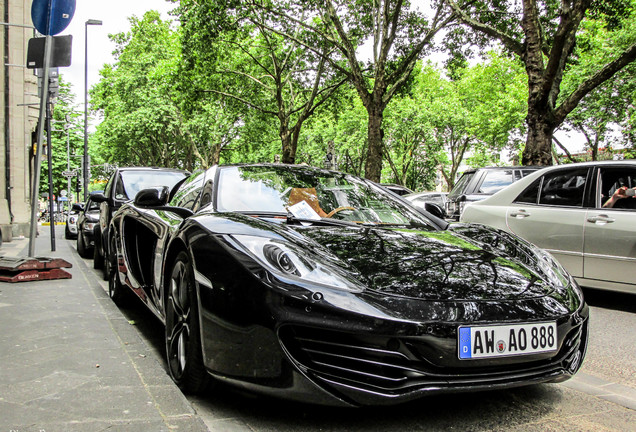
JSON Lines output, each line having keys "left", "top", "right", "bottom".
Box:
{"left": 77, "top": 233, "right": 89, "bottom": 258}
{"left": 64, "top": 224, "right": 71, "bottom": 239}
{"left": 107, "top": 234, "right": 129, "bottom": 307}
{"left": 93, "top": 230, "right": 104, "bottom": 270}
{"left": 165, "top": 251, "right": 210, "bottom": 394}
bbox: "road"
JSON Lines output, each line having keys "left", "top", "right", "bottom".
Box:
{"left": 81, "top": 245, "right": 636, "bottom": 432}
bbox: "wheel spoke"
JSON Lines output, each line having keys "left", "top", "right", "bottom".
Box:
{"left": 170, "top": 265, "right": 191, "bottom": 320}
{"left": 168, "top": 320, "right": 189, "bottom": 376}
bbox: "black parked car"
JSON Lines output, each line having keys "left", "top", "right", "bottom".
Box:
{"left": 91, "top": 167, "right": 189, "bottom": 277}
{"left": 106, "top": 163, "right": 588, "bottom": 406}
{"left": 76, "top": 198, "right": 100, "bottom": 258}
{"left": 445, "top": 166, "right": 540, "bottom": 220}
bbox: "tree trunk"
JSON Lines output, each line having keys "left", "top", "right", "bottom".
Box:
{"left": 522, "top": 110, "right": 555, "bottom": 165}
{"left": 365, "top": 106, "right": 384, "bottom": 182}
{"left": 280, "top": 128, "right": 296, "bottom": 164}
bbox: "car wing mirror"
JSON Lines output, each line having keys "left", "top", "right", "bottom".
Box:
{"left": 91, "top": 192, "right": 107, "bottom": 203}
{"left": 424, "top": 202, "right": 446, "bottom": 220}
{"left": 135, "top": 186, "right": 170, "bottom": 207}
{"left": 72, "top": 203, "right": 84, "bottom": 212}
{"left": 134, "top": 186, "right": 193, "bottom": 219}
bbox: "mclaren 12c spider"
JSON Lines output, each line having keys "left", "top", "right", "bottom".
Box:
{"left": 107, "top": 164, "right": 588, "bottom": 407}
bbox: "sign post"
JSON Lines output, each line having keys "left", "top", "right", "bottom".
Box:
{"left": 27, "top": 0, "right": 76, "bottom": 257}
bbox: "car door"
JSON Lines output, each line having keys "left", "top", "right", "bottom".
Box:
{"left": 505, "top": 167, "right": 590, "bottom": 278}
{"left": 583, "top": 165, "right": 636, "bottom": 288}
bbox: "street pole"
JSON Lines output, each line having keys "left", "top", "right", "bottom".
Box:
{"left": 46, "top": 99, "right": 55, "bottom": 251}
{"left": 66, "top": 121, "right": 71, "bottom": 206}
{"left": 28, "top": 35, "right": 53, "bottom": 257}
{"left": 83, "top": 19, "right": 102, "bottom": 201}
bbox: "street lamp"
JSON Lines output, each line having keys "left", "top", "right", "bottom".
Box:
{"left": 84, "top": 19, "right": 102, "bottom": 201}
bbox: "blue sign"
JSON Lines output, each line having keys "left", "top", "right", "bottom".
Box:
{"left": 31, "top": 0, "right": 76, "bottom": 36}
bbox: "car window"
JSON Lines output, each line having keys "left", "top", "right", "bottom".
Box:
{"left": 478, "top": 170, "right": 514, "bottom": 194}
{"left": 598, "top": 167, "right": 636, "bottom": 210}
{"left": 170, "top": 171, "right": 205, "bottom": 210}
{"left": 514, "top": 168, "right": 588, "bottom": 206}
{"left": 539, "top": 169, "right": 587, "bottom": 206}
{"left": 120, "top": 170, "right": 187, "bottom": 201}
{"left": 448, "top": 172, "right": 475, "bottom": 198}
{"left": 87, "top": 199, "right": 100, "bottom": 211}
{"left": 114, "top": 173, "right": 127, "bottom": 200}
{"left": 104, "top": 172, "right": 115, "bottom": 197}
{"left": 514, "top": 178, "right": 541, "bottom": 204}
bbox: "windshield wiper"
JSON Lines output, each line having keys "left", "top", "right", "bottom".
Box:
{"left": 285, "top": 212, "right": 359, "bottom": 227}
{"left": 238, "top": 211, "right": 361, "bottom": 227}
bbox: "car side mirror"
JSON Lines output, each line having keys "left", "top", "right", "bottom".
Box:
{"left": 134, "top": 186, "right": 194, "bottom": 219}
{"left": 134, "top": 186, "right": 170, "bottom": 207}
{"left": 91, "top": 192, "right": 107, "bottom": 203}
{"left": 424, "top": 202, "right": 445, "bottom": 220}
{"left": 72, "top": 203, "right": 84, "bottom": 212}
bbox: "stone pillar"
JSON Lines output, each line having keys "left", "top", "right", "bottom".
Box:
{"left": 1, "top": 0, "right": 39, "bottom": 242}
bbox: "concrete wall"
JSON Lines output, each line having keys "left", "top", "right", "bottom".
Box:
{"left": 1, "top": 0, "right": 39, "bottom": 241}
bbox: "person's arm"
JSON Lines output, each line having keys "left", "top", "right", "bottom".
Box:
{"left": 603, "top": 186, "right": 628, "bottom": 208}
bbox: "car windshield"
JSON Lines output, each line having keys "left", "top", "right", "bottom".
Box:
{"left": 119, "top": 170, "right": 186, "bottom": 201}
{"left": 479, "top": 170, "right": 514, "bottom": 194}
{"left": 448, "top": 172, "right": 475, "bottom": 198}
{"left": 216, "top": 166, "right": 436, "bottom": 227}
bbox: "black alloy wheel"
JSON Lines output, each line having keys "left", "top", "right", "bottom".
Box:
{"left": 165, "top": 251, "right": 210, "bottom": 394}
{"left": 107, "top": 234, "right": 128, "bottom": 307}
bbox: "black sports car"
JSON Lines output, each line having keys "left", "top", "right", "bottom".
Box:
{"left": 107, "top": 164, "right": 588, "bottom": 407}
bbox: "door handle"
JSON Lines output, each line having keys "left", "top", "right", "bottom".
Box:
{"left": 510, "top": 209, "right": 530, "bottom": 218}
{"left": 587, "top": 215, "right": 615, "bottom": 224}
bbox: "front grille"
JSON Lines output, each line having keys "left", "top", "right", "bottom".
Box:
{"left": 278, "top": 322, "right": 585, "bottom": 397}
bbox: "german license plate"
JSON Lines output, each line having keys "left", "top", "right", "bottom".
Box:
{"left": 458, "top": 322, "right": 557, "bottom": 360}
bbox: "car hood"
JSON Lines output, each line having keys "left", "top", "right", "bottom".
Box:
{"left": 291, "top": 224, "right": 560, "bottom": 302}
{"left": 197, "top": 213, "right": 569, "bottom": 303}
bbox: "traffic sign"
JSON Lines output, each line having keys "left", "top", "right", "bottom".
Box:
{"left": 27, "top": 35, "right": 73, "bottom": 69}
{"left": 31, "top": 0, "right": 76, "bottom": 36}
{"left": 62, "top": 170, "right": 76, "bottom": 177}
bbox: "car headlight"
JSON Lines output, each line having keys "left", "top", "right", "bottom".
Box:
{"left": 84, "top": 222, "right": 96, "bottom": 232}
{"left": 68, "top": 216, "right": 77, "bottom": 224}
{"left": 231, "top": 235, "right": 364, "bottom": 293}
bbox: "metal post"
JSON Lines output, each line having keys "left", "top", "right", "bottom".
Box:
{"left": 66, "top": 125, "right": 70, "bottom": 205}
{"left": 83, "top": 19, "right": 102, "bottom": 201}
{"left": 46, "top": 99, "right": 55, "bottom": 251}
{"left": 28, "top": 35, "right": 53, "bottom": 257}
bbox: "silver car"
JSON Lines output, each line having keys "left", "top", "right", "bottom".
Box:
{"left": 460, "top": 160, "right": 636, "bottom": 294}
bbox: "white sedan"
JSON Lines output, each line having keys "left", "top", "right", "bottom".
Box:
{"left": 460, "top": 160, "right": 636, "bottom": 294}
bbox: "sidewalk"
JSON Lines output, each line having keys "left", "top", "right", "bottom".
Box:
{"left": 0, "top": 226, "right": 209, "bottom": 431}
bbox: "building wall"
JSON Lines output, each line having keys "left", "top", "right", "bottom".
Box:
{"left": 1, "top": 0, "right": 39, "bottom": 241}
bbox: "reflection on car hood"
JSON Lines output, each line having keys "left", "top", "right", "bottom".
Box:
{"left": 295, "top": 225, "right": 555, "bottom": 301}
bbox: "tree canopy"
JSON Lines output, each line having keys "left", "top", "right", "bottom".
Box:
{"left": 77, "top": 2, "right": 635, "bottom": 193}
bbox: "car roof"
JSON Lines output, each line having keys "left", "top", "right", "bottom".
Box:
{"left": 405, "top": 191, "right": 446, "bottom": 198}
{"left": 115, "top": 166, "right": 189, "bottom": 173}
{"left": 460, "top": 165, "right": 541, "bottom": 174}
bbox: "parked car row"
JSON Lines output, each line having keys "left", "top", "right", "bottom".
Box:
{"left": 78, "top": 162, "right": 589, "bottom": 406}
{"left": 67, "top": 159, "right": 634, "bottom": 407}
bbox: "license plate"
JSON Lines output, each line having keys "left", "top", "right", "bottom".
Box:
{"left": 458, "top": 322, "right": 557, "bottom": 360}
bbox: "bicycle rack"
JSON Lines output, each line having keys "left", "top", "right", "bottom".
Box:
{"left": 0, "top": 257, "right": 72, "bottom": 283}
